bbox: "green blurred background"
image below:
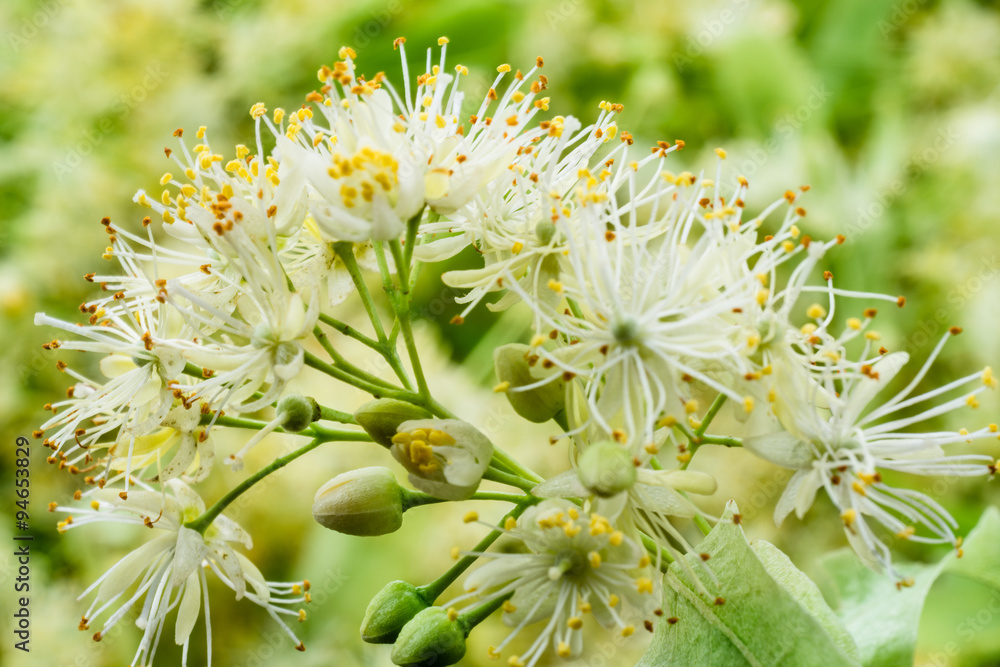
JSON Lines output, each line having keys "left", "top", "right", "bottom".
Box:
{"left": 2, "top": 0, "right": 999, "bottom": 665}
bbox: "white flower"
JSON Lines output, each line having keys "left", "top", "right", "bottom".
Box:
{"left": 54, "top": 480, "right": 309, "bottom": 666}
{"left": 35, "top": 295, "right": 188, "bottom": 491}
{"left": 164, "top": 226, "right": 319, "bottom": 413}
{"left": 390, "top": 418, "right": 493, "bottom": 500}
{"left": 420, "top": 106, "right": 631, "bottom": 318}
{"left": 745, "top": 337, "right": 997, "bottom": 577}
{"left": 509, "top": 166, "right": 762, "bottom": 447}
{"left": 453, "top": 500, "right": 657, "bottom": 666}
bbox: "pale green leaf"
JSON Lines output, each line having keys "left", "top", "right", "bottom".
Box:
{"left": 637, "top": 501, "right": 860, "bottom": 667}
{"left": 819, "top": 505, "right": 1000, "bottom": 667}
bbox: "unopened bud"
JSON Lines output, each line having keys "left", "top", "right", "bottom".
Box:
{"left": 361, "top": 580, "right": 431, "bottom": 644}
{"left": 391, "top": 607, "right": 467, "bottom": 667}
{"left": 493, "top": 343, "right": 565, "bottom": 423}
{"left": 578, "top": 441, "right": 636, "bottom": 498}
{"left": 355, "top": 399, "right": 433, "bottom": 448}
{"left": 278, "top": 394, "right": 320, "bottom": 432}
{"left": 312, "top": 467, "right": 404, "bottom": 536}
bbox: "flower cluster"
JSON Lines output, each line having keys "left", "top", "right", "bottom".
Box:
{"left": 36, "top": 38, "right": 997, "bottom": 667}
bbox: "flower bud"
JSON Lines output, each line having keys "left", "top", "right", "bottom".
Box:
{"left": 391, "top": 607, "right": 467, "bottom": 667}
{"left": 391, "top": 419, "right": 492, "bottom": 500}
{"left": 361, "top": 580, "right": 431, "bottom": 644}
{"left": 578, "top": 440, "right": 636, "bottom": 498}
{"left": 493, "top": 343, "right": 565, "bottom": 423}
{"left": 312, "top": 467, "right": 404, "bottom": 536}
{"left": 355, "top": 399, "right": 433, "bottom": 448}
{"left": 277, "top": 393, "right": 320, "bottom": 432}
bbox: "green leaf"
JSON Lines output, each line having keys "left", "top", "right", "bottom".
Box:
{"left": 944, "top": 506, "right": 1000, "bottom": 591}
{"left": 819, "top": 506, "right": 1000, "bottom": 667}
{"left": 638, "top": 501, "right": 860, "bottom": 667}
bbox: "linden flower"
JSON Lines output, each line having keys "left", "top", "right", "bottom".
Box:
{"left": 453, "top": 500, "right": 657, "bottom": 666}
{"left": 390, "top": 419, "right": 493, "bottom": 500}
{"left": 419, "top": 105, "right": 630, "bottom": 318}
{"left": 166, "top": 227, "right": 320, "bottom": 414}
{"left": 745, "top": 338, "right": 997, "bottom": 577}
{"left": 508, "top": 169, "right": 761, "bottom": 447}
{"left": 533, "top": 437, "right": 719, "bottom": 591}
{"left": 34, "top": 297, "right": 187, "bottom": 492}
{"left": 54, "top": 480, "right": 309, "bottom": 667}
{"left": 135, "top": 121, "right": 308, "bottom": 241}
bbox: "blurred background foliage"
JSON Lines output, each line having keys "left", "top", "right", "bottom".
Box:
{"left": 2, "top": 0, "right": 1000, "bottom": 665}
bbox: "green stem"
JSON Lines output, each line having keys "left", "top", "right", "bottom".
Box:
{"left": 185, "top": 431, "right": 365, "bottom": 534}
{"left": 417, "top": 503, "right": 530, "bottom": 602}
{"left": 694, "top": 394, "right": 727, "bottom": 437}
{"left": 199, "top": 411, "right": 359, "bottom": 436}
{"left": 334, "top": 241, "right": 389, "bottom": 343}
{"left": 319, "top": 405, "right": 358, "bottom": 425}
{"left": 490, "top": 447, "right": 544, "bottom": 485}
{"left": 458, "top": 592, "right": 514, "bottom": 634}
{"left": 482, "top": 467, "right": 537, "bottom": 493}
{"left": 388, "top": 239, "right": 430, "bottom": 399}
{"left": 317, "top": 312, "right": 380, "bottom": 350}
{"left": 312, "top": 326, "right": 398, "bottom": 391}
{"left": 699, "top": 434, "right": 743, "bottom": 447}
{"left": 304, "top": 351, "right": 412, "bottom": 400}
{"left": 640, "top": 532, "right": 676, "bottom": 571}
{"left": 401, "top": 489, "right": 532, "bottom": 510}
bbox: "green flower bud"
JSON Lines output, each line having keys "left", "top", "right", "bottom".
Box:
{"left": 578, "top": 440, "right": 636, "bottom": 497}
{"left": 391, "top": 607, "right": 467, "bottom": 667}
{"left": 361, "top": 580, "right": 431, "bottom": 644}
{"left": 312, "top": 467, "right": 404, "bottom": 536}
{"left": 493, "top": 343, "right": 565, "bottom": 423}
{"left": 277, "top": 394, "right": 320, "bottom": 432}
{"left": 355, "top": 399, "right": 433, "bottom": 448}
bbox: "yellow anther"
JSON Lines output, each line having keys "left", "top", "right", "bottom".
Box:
{"left": 684, "top": 399, "right": 699, "bottom": 414}
{"left": 568, "top": 617, "right": 583, "bottom": 630}
{"left": 608, "top": 594, "right": 620, "bottom": 608}
{"left": 636, "top": 577, "right": 654, "bottom": 594}
{"left": 463, "top": 511, "right": 479, "bottom": 524}
{"left": 847, "top": 317, "right": 862, "bottom": 330}
{"left": 841, "top": 508, "right": 857, "bottom": 526}
{"left": 493, "top": 381, "right": 510, "bottom": 393}
{"left": 588, "top": 551, "right": 602, "bottom": 568}
{"left": 497, "top": 64, "right": 511, "bottom": 73}
{"left": 510, "top": 241, "right": 523, "bottom": 254}
{"left": 714, "top": 147, "right": 727, "bottom": 159}
{"left": 621, "top": 625, "right": 635, "bottom": 637}
{"left": 806, "top": 304, "right": 827, "bottom": 319}
{"left": 447, "top": 607, "right": 459, "bottom": 621}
